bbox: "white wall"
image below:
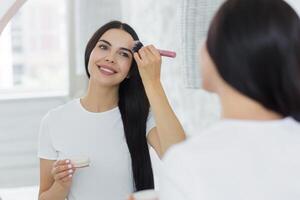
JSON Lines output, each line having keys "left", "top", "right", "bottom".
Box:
{"left": 0, "top": 0, "right": 69, "bottom": 188}
{"left": 121, "top": 0, "right": 221, "bottom": 136}
{"left": 0, "top": 97, "right": 68, "bottom": 187}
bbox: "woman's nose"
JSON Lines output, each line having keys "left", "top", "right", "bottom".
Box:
{"left": 105, "top": 53, "right": 115, "bottom": 64}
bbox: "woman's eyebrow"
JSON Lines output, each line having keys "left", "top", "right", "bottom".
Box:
{"left": 120, "top": 47, "right": 133, "bottom": 55}
{"left": 98, "top": 39, "right": 133, "bottom": 55}
{"left": 98, "top": 40, "right": 133, "bottom": 55}
{"left": 98, "top": 39, "right": 111, "bottom": 46}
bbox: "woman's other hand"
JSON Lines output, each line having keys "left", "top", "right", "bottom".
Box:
{"left": 51, "top": 159, "right": 76, "bottom": 191}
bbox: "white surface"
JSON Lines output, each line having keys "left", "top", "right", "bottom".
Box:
{"left": 0, "top": 186, "right": 38, "bottom": 200}
{"left": 0, "top": 97, "right": 68, "bottom": 187}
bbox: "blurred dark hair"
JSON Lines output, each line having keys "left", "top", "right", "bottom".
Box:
{"left": 207, "top": 0, "right": 300, "bottom": 121}
{"left": 85, "top": 21, "right": 154, "bottom": 191}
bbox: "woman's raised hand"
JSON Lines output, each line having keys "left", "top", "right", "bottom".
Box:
{"left": 133, "top": 45, "right": 162, "bottom": 87}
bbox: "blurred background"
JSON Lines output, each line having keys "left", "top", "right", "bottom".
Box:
{"left": 0, "top": 0, "right": 299, "bottom": 199}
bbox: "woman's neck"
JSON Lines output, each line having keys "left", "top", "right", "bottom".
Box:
{"left": 81, "top": 80, "right": 119, "bottom": 113}
{"left": 218, "top": 85, "right": 283, "bottom": 121}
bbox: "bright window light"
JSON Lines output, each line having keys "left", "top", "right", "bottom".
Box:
{"left": 0, "top": 0, "right": 69, "bottom": 99}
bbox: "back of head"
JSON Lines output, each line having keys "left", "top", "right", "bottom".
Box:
{"left": 206, "top": 0, "right": 300, "bottom": 121}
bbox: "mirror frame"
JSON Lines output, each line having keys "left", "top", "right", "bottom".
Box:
{"left": 0, "top": 0, "right": 27, "bottom": 34}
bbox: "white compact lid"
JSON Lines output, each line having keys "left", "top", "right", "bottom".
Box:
{"left": 70, "top": 156, "right": 90, "bottom": 165}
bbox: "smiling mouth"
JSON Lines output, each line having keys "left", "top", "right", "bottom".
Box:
{"left": 97, "top": 65, "right": 117, "bottom": 75}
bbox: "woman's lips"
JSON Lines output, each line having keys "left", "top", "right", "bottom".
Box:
{"left": 97, "top": 65, "right": 117, "bottom": 75}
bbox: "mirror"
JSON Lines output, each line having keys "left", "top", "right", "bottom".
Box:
{"left": 6, "top": 0, "right": 300, "bottom": 198}
{"left": 0, "top": 1, "right": 220, "bottom": 198}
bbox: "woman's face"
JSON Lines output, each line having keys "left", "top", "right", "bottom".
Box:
{"left": 88, "top": 28, "right": 134, "bottom": 86}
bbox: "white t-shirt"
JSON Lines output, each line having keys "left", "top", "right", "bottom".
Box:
{"left": 160, "top": 118, "right": 300, "bottom": 200}
{"left": 38, "top": 99, "right": 156, "bottom": 200}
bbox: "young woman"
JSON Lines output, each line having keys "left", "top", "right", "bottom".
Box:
{"left": 38, "top": 21, "right": 185, "bottom": 200}
{"left": 159, "top": 0, "right": 300, "bottom": 199}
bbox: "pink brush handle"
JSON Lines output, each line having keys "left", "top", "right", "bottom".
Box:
{"left": 158, "top": 49, "right": 176, "bottom": 58}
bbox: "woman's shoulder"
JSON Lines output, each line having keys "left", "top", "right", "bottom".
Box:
{"left": 162, "top": 133, "right": 210, "bottom": 166}
{"left": 42, "top": 99, "right": 79, "bottom": 122}
{"left": 162, "top": 121, "right": 242, "bottom": 165}
{"left": 163, "top": 118, "right": 300, "bottom": 165}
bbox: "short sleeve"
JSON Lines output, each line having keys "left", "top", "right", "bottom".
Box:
{"left": 146, "top": 109, "right": 156, "bottom": 136}
{"left": 37, "top": 113, "right": 58, "bottom": 160}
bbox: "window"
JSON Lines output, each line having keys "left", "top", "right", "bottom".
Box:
{"left": 0, "top": 0, "right": 69, "bottom": 99}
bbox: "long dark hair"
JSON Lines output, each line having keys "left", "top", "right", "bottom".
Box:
{"left": 207, "top": 0, "right": 300, "bottom": 121}
{"left": 84, "top": 21, "right": 154, "bottom": 191}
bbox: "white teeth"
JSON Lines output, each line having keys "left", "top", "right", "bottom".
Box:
{"left": 100, "top": 67, "right": 115, "bottom": 73}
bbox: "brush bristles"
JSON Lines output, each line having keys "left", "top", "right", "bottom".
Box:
{"left": 132, "top": 41, "right": 144, "bottom": 53}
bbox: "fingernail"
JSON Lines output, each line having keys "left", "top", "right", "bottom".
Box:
{"left": 68, "top": 169, "right": 73, "bottom": 173}
{"left": 68, "top": 164, "right": 72, "bottom": 168}
{"left": 69, "top": 174, "right": 72, "bottom": 177}
{"left": 66, "top": 160, "right": 70, "bottom": 163}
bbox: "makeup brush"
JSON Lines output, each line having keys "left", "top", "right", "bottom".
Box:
{"left": 132, "top": 41, "right": 176, "bottom": 58}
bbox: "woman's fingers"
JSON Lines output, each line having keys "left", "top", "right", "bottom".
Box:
{"left": 143, "top": 46, "right": 156, "bottom": 59}
{"left": 53, "top": 159, "right": 71, "bottom": 167}
{"left": 135, "top": 45, "right": 160, "bottom": 66}
{"left": 54, "top": 169, "right": 73, "bottom": 180}
{"left": 61, "top": 174, "right": 74, "bottom": 182}
{"left": 133, "top": 52, "right": 142, "bottom": 65}
{"left": 138, "top": 47, "right": 151, "bottom": 63}
{"left": 55, "top": 164, "right": 73, "bottom": 173}
{"left": 54, "top": 167, "right": 75, "bottom": 181}
{"left": 127, "top": 194, "right": 135, "bottom": 200}
{"left": 133, "top": 44, "right": 162, "bottom": 85}
{"left": 52, "top": 162, "right": 73, "bottom": 174}
{"left": 51, "top": 159, "right": 75, "bottom": 181}
{"left": 148, "top": 45, "right": 161, "bottom": 58}
{"left": 53, "top": 159, "right": 67, "bottom": 167}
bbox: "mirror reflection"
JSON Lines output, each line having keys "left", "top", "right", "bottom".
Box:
{"left": 1, "top": 0, "right": 300, "bottom": 199}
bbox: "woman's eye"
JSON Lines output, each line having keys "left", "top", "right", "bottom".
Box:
{"left": 99, "top": 44, "right": 107, "bottom": 50}
{"left": 119, "top": 52, "right": 129, "bottom": 58}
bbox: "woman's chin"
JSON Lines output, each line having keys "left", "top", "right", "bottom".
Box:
{"left": 90, "top": 76, "right": 122, "bottom": 87}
